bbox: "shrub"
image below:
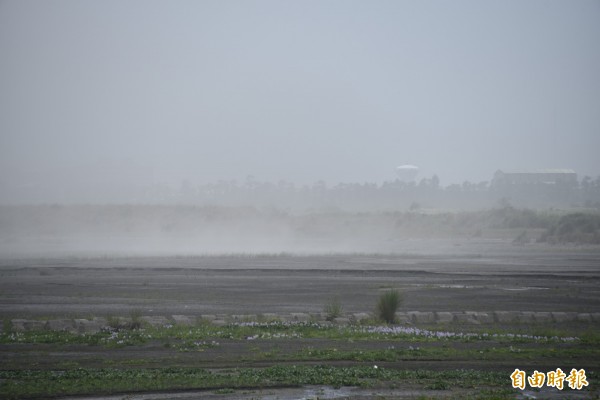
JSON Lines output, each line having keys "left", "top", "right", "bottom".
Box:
{"left": 376, "top": 290, "right": 403, "bottom": 324}
{"left": 2, "top": 318, "right": 13, "bottom": 333}
{"left": 106, "top": 315, "right": 121, "bottom": 330}
{"left": 129, "top": 309, "right": 143, "bottom": 330}
{"left": 106, "top": 310, "right": 144, "bottom": 330}
{"left": 324, "top": 296, "right": 343, "bottom": 321}
{"left": 539, "top": 213, "right": 600, "bottom": 244}
{"left": 513, "top": 230, "right": 530, "bottom": 245}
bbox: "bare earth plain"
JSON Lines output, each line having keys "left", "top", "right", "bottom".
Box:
{"left": 1, "top": 241, "right": 599, "bottom": 317}
{"left": 1, "top": 239, "right": 599, "bottom": 399}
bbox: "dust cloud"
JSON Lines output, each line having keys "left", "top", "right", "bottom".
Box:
{"left": 1, "top": 2, "right": 599, "bottom": 257}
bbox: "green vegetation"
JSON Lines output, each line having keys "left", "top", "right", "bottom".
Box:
{"left": 1, "top": 320, "right": 597, "bottom": 399}
{"left": 376, "top": 289, "right": 403, "bottom": 324}
{"left": 0, "top": 366, "right": 511, "bottom": 399}
{"left": 540, "top": 212, "right": 600, "bottom": 244}
{"left": 293, "top": 345, "right": 600, "bottom": 363}
{"left": 0, "top": 320, "right": 589, "bottom": 347}
{"left": 129, "top": 309, "right": 143, "bottom": 330}
{"left": 324, "top": 296, "right": 343, "bottom": 321}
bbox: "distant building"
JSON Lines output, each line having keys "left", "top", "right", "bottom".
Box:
{"left": 492, "top": 169, "right": 578, "bottom": 186}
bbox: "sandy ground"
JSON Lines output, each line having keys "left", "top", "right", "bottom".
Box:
{"left": 0, "top": 240, "right": 599, "bottom": 318}
{"left": 1, "top": 240, "right": 599, "bottom": 399}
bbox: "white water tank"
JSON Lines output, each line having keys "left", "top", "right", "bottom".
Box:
{"left": 396, "top": 165, "right": 419, "bottom": 182}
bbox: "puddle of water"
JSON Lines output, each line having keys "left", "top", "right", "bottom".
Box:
{"left": 517, "top": 388, "right": 592, "bottom": 399}
{"left": 60, "top": 385, "right": 458, "bottom": 400}
{"left": 502, "top": 287, "right": 550, "bottom": 291}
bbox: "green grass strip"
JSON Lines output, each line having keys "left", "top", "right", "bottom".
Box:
{"left": 0, "top": 366, "right": 510, "bottom": 399}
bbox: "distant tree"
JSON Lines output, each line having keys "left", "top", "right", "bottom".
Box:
{"left": 498, "top": 197, "right": 513, "bottom": 209}
{"left": 431, "top": 174, "right": 440, "bottom": 189}
{"left": 476, "top": 181, "right": 489, "bottom": 191}
{"left": 582, "top": 176, "right": 592, "bottom": 191}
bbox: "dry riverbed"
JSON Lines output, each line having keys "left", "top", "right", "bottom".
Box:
{"left": 1, "top": 241, "right": 599, "bottom": 399}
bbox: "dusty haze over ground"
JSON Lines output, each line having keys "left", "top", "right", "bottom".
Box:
{"left": 1, "top": 1, "right": 599, "bottom": 204}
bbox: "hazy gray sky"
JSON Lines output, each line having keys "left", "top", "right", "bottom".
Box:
{"left": 1, "top": 0, "right": 599, "bottom": 202}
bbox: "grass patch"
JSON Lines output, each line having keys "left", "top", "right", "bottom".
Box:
{"left": 376, "top": 289, "right": 403, "bottom": 324}
{"left": 324, "top": 296, "right": 343, "bottom": 321}
{"left": 0, "top": 320, "right": 588, "bottom": 347}
{"left": 0, "top": 366, "right": 511, "bottom": 399}
{"left": 287, "top": 344, "right": 600, "bottom": 363}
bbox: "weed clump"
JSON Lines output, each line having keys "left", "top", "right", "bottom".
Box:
{"left": 513, "top": 230, "right": 530, "bottom": 245}
{"left": 129, "top": 309, "right": 143, "bottom": 330}
{"left": 106, "top": 310, "right": 144, "bottom": 331}
{"left": 376, "top": 290, "right": 403, "bottom": 324}
{"left": 324, "top": 296, "right": 343, "bottom": 322}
